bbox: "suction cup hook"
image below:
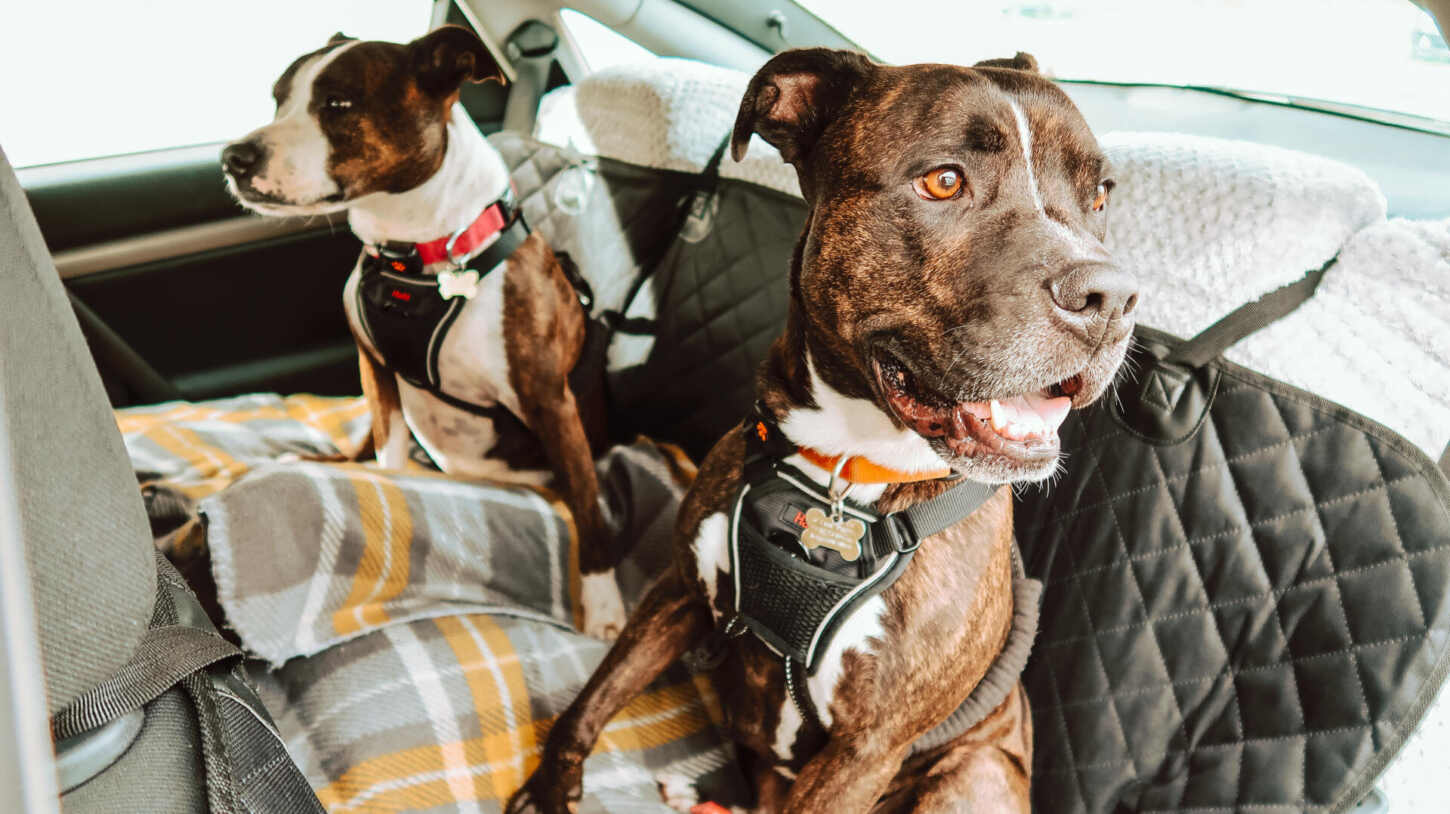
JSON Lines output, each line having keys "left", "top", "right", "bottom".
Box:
{"left": 766, "top": 10, "right": 789, "bottom": 44}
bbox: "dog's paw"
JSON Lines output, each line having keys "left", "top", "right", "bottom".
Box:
{"left": 505, "top": 773, "right": 580, "bottom": 814}
{"left": 580, "top": 570, "right": 627, "bottom": 641}
{"left": 657, "top": 772, "right": 699, "bottom": 812}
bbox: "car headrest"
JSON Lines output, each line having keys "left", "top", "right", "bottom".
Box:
{"left": 535, "top": 58, "right": 800, "bottom": 197}
{"left": 1101, "top": 131, "right": 1387, "bottom": 337}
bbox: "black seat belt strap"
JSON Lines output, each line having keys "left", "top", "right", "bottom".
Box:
{"left": 52, "top": 553, "right": 325, "bottom": 813}
{"left": 1165, "top": 257, "right": 1335, "bottom": 368}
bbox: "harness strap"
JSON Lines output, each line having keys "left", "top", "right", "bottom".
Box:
{"left": 876, "top": 477, "right": 1002, "bottom": 558}
{"left": 356, "top": 209, "right": 539, "bottom": 417}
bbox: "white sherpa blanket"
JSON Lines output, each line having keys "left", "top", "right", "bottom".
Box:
{"left": 534, "top": 59, "right": 1450, "bottom": 461}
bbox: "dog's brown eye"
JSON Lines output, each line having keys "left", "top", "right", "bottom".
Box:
{"left": 916, "top": 167, "right": 966, "bottom": 201}
{"left": 1092, "top": 182, "right": 1109, "bottom": 212}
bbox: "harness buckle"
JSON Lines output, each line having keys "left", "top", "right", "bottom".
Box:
{"left": 887, "top": 513, "right": 922, "bottom": 554}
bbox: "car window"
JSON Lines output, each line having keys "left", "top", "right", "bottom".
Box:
{"left": 0, "top": 0, "right": 431, "bottom": 169}
{"left": 797, "top": 0, "right": 1450, "bottom": 127}
{"left": 560, "top": 9, "right": 655, "bottom": 72}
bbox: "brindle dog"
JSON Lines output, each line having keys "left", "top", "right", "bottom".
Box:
{"left": 507, "top": 48, "right": 1136, "bottom": 813}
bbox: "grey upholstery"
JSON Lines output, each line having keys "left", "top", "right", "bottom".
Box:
{"left": 0, "top": 146, "right": 155, "bottom": 714}
{"left": 0, "top": 148, "right": 207, "bottom": 811}
{"left": 60, "top": 690, "right": 205, "bottom": 813}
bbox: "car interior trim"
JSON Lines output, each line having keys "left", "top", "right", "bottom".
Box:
{"left": 52, "top": 215, "right": 342, "bottom": 280}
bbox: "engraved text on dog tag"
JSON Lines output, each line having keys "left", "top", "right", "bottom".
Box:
{"left": 801, "top": 507, "right": 866, "bottom": 561}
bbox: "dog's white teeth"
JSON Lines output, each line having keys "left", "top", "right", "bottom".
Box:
{"left": 989, "top": 400, "right": 1009, "bottom": 432}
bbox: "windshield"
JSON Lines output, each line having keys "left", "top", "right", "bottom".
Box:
{"left": 796, "top": 0, "right": 1450, "bottom": 125}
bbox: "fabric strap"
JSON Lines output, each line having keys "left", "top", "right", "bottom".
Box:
{"left": 604, "top": 132, "right": 733, "bottom": 336}
{"left": 1165, "top": 258, "right": 1335, "bottom": 368}
{"left": 53, "top": 554, "right": 324, "bottom": 813}
{"left": 909, "top": 551, "right": 1042, "bottom": 754}
{"left": 51, "top": 625, "right": 240, "bottom": 741}
{"left": 890, "top": 478, "right": 1002, "bottom": 550}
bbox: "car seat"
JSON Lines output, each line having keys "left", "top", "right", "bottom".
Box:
{"left": 0, "top": 145, "right": 321, "bottom": 812}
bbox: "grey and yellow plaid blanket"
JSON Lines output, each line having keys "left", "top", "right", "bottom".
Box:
{"left": 118, "top": 394, "right": 745, "bottom": 812}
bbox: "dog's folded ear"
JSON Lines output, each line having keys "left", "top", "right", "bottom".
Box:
{"left": 973, "top": 52, "right": 1039, "bottom": 73}
{"left": 731, "top": 48, "right": 875, "bottom": 166}
{"left": 408, "top": 25, "right": 506, "bottom": 95}
{"left": 328, "top": 31, "right": 355, "bottom": 46}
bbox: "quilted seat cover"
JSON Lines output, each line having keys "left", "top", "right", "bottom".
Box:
{"left": 489, "top": 130, "right": 807, "bottom": 458}
{"left": 1015, "top": 329, "right": 1450, "bottom": 813}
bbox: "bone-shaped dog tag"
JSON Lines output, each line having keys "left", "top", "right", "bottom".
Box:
{"left": 801, "top": 507, "right": 865, "bottom": 562}
{"left": 437, "top": 268, "right": 481, "bottom": 300}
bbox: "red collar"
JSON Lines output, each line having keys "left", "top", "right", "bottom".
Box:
{"left": 414, "top": 197, "right": 511, "bottom": 266}
{"left": 795, "top": 446, "right": 952, "bottom": 484}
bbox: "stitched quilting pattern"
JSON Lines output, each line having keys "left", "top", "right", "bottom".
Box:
{"left": 1016, "top": 366, "right": 1450, "bottom": 813}
{"left": 608, "top": 183, "right": 807, "bottom": 459}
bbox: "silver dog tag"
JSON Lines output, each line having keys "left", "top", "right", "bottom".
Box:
{"left": 801, "top": 507, "right": 865, "bottom": 562}
{"left": 437, "top": 269, "right": 481, "bottom": 300}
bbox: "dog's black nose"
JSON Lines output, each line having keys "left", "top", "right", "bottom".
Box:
{"left": 1050, "top": 263, "right": 1138, "bottom": 341}
{"left": 221, "top": 141, "right": 262, "bottom": 178}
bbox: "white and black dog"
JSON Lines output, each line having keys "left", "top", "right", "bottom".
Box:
{"left": 222, "top": 26, "right": 626, "bottom": 639}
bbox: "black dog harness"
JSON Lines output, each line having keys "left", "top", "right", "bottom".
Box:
{"left": 355, "top": 189, "right": 593, "bottom": 418}
{"left": 693, "top": 406, "right": 1042, "bottom": 755}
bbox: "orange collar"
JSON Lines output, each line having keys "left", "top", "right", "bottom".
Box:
{"left": 796, "top": 447, "right": 952, "bottom": 485}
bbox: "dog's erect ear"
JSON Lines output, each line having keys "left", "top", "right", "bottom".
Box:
{"left": 973, "top": 52, "right": 1039, "bottom": 72}
{"left": 408, "top": 25, "right": 505, "bottom": 95}
{"left": 731, "top": 48, "right": 874, "bottom": 164}
{"left": 328, "top": 31, "right": 355, "bottom": 46}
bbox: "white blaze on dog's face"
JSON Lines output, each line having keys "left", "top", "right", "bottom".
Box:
{"left": 222, "top": 27, "right": 504, "bottom": 216}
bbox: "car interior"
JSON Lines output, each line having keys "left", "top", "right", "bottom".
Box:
{"left": 2, "top": 1, "right": 1448, "bottom": 812}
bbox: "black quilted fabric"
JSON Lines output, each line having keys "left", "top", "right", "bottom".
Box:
{"left": 489, "top": 132, "right": 804, "bottom": 457}
{"left": 1015, "top": 329, "right": 1450, "bottom": 813}
{"left": 490, "top": 131, "right": 698, "bottom": 319}
{"left": 606, "top": 181, "right": 806, "bottom": 458}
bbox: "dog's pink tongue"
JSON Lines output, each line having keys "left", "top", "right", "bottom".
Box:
{"left": 988, "top": 393, "right": 1072, "bottom": 441}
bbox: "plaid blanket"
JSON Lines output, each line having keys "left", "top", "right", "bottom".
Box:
{"left": 117, "top": 394, "right": 745, "bottom": 812}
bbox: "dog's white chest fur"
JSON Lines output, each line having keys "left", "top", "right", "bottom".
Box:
{"left": 343, "top": 261, "right": 545, "bottom": 483}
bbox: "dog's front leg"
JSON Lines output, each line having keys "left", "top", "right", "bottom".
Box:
{"left": 356, "top": 346, "right": 408, "bottom": 468}
{"left": 507, "top": 568, "right": 710, "bottom": 814}
{"left": 785, "top": 735, "right": 915, "bottom": 813}
{"left": 515, "top": 377, "right": 625, "bottom": 639}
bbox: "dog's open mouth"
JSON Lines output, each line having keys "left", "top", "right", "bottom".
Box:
{"left": 873, "top": 352, "right": 1082, "bottom": 464}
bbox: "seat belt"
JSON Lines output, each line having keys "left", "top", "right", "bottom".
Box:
{"left": 52, "top": 553, "right": 324, "bottom": 813}
{"left": 1163, "top": 257, "right": 1334, "bottom": 368}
